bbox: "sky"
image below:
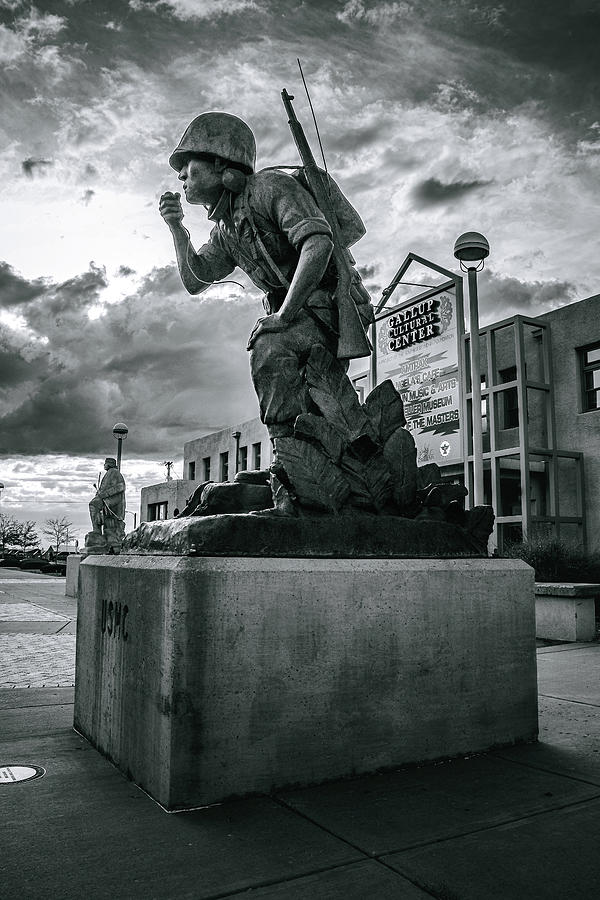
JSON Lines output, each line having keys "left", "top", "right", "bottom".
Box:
{"left": 1, "top": 0, "right": 599, "bottom": 543}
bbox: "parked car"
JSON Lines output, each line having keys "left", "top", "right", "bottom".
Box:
{"left": 18, "top": 554, "right": 47, "bottom": 573}
{"left": 41, "top": 552, "right": 69, "bottom": 576}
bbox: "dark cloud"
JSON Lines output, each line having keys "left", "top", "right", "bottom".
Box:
{"left": 441, "top": 1, "right": 600, "bottom": 82}
{"left": 0, "top": 342, "right": 36, "bottom": 387}
{"left": 81, "top": 188, "right": 95, "bottom": 204}
{"left": 3, "top": 0, "right": 597, "bottom": 137}
{"left": 0, "top": 262, "right": 48, "bottom": 308}
{"left": 478, "top": 270, "right": 579, "bottom": 322}
{"left": 357, "top": 263, "right": 378, "bottom": 280}
{"left": 0, "top": 260, "right": 261, "bottom": 455}
{"left": 413, "top": 177, "right": 491, "bottom": 207}
{"left": 21, "top": 157, "right": 53, "bottom": 177}
{"left": 117, "top": 265, "right": 136, "bottom": 277}
{"left": 326, "top": 122, "right": 387, "bottom": 153}
{"left": 27, "top": 264, "right": 108, "bottom": 325}
{"left": 427, "top": 1, "right": 600, "bottom": 130}
{"left": 330, "top": 0, "right": 600, "bottom": 136}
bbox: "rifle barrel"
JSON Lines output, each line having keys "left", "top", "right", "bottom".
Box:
{"left": 281, "top": 88, "right": 371, "bottom": 360}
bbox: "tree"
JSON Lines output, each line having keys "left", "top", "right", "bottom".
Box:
{"left": 0, "top": 513, "right": 20, "bottom": 553}
{"left": 42, "top": 516, "right": 74, "bottom": 555}
{"left": 14, "top": 520, "right": 40, "bottom": 554}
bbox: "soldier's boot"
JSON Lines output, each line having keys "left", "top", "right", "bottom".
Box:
{"left": 248, "top": 425, "right": 299, "bottom": 516}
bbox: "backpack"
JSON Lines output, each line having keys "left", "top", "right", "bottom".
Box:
{"left": 288, "top": 166, "right": 366, "bottom": 248}
{"left": 242, "top": 166, "right": 366, "bottom": 292}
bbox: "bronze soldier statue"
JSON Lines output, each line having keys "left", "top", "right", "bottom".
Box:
{"left": 159, "top": 111, "right": 379, "bottom": 512}
{"left": 149, "top": 107, "right": 494, "bottom": 548}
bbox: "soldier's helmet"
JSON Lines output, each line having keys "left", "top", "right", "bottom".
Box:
{"left": 169, "top": 112, "right": 256, "bottom": 174}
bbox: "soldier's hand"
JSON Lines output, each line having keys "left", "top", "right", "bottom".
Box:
{"left": 247, "top": 313, "right": 286, "bottom": 350}
{"left": 159, "top": 191, "right": 183, "bottom": 226}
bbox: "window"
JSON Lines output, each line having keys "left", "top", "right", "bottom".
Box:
{"left": 220, "top": 451, "right": 229, "bottom": 482}
{"left": 188, "top": 461, "right": 196, "bottom": 481}
{"left": 239, "top": 445, "right": 248, "bottom": 471}
{"left": 147, "top": 501, "right": 168, "bottom": 521}
{"left": 203, "top": 456, "right": 211, "bottom": 481}
{"left": 580, "top": 343, "right": 600, "bottom": 411}
{"left": 499, "top": 366, "right": 519, "bottom": 429}
{"left": 252, "top": 442, "right": 262, "bottom": 470}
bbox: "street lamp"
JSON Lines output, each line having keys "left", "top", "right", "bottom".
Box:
{"left": 112, "top": 422, "right": 129, "bottom": 471}
{"left": 0, "top": 481, "right": 4, "bottom": 505}
{"left": 454, "top": 232, "right": 490, "bottom": 509}
{"left": 232, "top": 430, "right": 241, "bottom": 474}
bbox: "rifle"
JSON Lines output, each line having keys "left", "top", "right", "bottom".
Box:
{"left": 281, "top": 88, "right": 372, "bottom": 360}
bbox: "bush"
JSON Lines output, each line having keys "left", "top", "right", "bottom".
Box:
{"left": 502, "top": 537, "right": 600, "bottom": 583}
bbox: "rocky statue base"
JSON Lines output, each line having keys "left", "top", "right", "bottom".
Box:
{"left": 82, "top": 522, "right": 124, "bottom": 557}
{"left": 123, "top": 511, "right": 490, "bottom": 558}
{"left": 74, "top": 555, "right": 537, "bottom": 811}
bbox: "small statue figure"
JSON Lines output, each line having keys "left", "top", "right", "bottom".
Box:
{"left": 85, "top": 457, "right": 126, "bottom": 554}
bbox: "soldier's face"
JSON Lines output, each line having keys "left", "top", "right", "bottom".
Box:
{"left": 178, "top": 158, "right": 221, "bottom": 206}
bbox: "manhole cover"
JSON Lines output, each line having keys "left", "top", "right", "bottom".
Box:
{"left": 0, "top": 765, "right": 45, "bottom": 784}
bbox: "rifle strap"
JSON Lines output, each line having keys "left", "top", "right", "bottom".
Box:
{"left": 241, "top": 188, "right": 291, "bottom": 291}
{"left": 101, "top": 498, "right": 125, "bottom": 524}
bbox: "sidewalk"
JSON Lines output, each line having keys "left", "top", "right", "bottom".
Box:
{"left": 1, "top": 569, "right": 599, "bottom": 899}
{"left": 0, "top": 569, "right": 76, "bottom": 687}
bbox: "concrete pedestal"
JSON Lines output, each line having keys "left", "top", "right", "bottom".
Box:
{"left": 74, "top": 556, "right": 537, "bottom": 811}
{"left": 65, "top": 554, "right": 81, "bottom": 598}
{"left": 535, "top": 583, "right": 598, "bottom": 642}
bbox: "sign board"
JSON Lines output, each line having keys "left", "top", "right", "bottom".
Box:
{"left": 374, "top": 287, "right": 464, "bottom": 465}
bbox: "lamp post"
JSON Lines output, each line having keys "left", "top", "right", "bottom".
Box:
{"left": 454, "top": 232, "right": 490, "bottom": 508}
{"left": 112, "top": 422, "right": 129, "bottom": 471}
{"left": 0, "top": 481, "right": 4, "bottom": 507}
{"left": 232, "top": 430, "right": 241, "bottom": 475}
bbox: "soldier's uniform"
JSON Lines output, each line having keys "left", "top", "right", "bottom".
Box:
{"left": 187, "top": 168, "right": 372, "bottom": 437}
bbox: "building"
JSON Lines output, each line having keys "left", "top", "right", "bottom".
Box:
{"left": 139, "top": 478, "right": 197, "bottom": 523}
{"left": 140, "top": 418, "right": 270, "bottom": 523}
{"left": 362, "top": 288, "right": 599, "bottom": 552}
{"left": 140, "top": 289, "right": 599, "bottom": 551}
{"left": 183, "top": 417, "right": 269, "bottom": 487}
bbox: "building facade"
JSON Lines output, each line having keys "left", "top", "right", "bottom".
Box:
{"left": 362, "top": 291, "right": 599, "bottom": 551}
{"left": 139, "top": 418, "right": 270, "bottom": 524}
{"left": 140, "top": 478, "right": 197, "bottom": 523}
{"left": 182, "top": 417, "right": 270, "bottom": 487}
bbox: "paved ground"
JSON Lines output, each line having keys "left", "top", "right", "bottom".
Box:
{"left": 0, "top": 570, "right": 76, "bottom": 687}
{"left": 1, "top": 568, "right": 599, "bottom": 899}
